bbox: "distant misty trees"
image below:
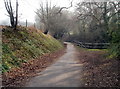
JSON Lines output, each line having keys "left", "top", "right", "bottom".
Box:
{"left": 35, "top": 0, "right": 73, "bottom": 39}
{"left": 0, "top": 19, "right": 33, "bottom": 27}
{"left": 0, "top": 19, "right": 10, "bottom": 25}
{"left": 67, "top": 1, "right": 119, "bottom": 43}
{"left": 35, "top": 0, "right": 119, "bottom": 44}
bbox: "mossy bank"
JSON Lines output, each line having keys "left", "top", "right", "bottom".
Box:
{"left": 2, "top": 26, "right": 63, "bottom": 73}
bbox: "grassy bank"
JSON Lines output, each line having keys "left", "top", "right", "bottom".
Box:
{"left": 2, "top": 26, "right": 63, "bottom": 73}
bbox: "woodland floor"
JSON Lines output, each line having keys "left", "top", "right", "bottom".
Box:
{"left": 77, "top": 47, "right": 119, "bottom": 87}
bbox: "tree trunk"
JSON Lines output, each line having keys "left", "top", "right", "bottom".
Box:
{"left": 44, "top": 29, "right": 49, "bottom": 34}
{"left": 14, "top": 0, "right": 18, "bottom": 30}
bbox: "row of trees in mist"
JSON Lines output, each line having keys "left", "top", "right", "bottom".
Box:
{"left": 35, "top": 1, "right": 119, "bottom": 43}
{"left": 4, "top": 0, "right": 119, "bottom": 43}
{"left": 70, "top": 1, "right": 119, "bottom": 43}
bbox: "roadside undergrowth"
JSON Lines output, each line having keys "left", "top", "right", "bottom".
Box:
{"left": 76, "top": 46, "right": 119, "bottom": 87}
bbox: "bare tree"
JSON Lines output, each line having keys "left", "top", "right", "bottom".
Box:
{"left": 36, "top": 0, "right": 73, "bottom": 34}
{"left": 76, "top": 1, "right": 119, "bottom": 28}
{"left": 35, "top": 1, "right": 53, "bottom": 34}
{"left": 73, "top": 1, "right": 119, "bottom": 42}
{"left": 36, "top": 4, "right": 71, "bottom": 39}
{"left": 4, "top": 0, "right": 18, "bottom": 30}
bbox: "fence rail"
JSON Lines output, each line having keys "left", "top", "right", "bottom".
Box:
{"left": 73, "top": 41, "right": 110, "bottom": 49}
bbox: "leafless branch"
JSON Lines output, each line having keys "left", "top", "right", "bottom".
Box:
{"left": 56, "top": 0, "right": 73, "bottom": 14}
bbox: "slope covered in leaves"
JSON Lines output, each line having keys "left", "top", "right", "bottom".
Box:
{"left": 2, "top": 26, "right": 63, "bottom": 73}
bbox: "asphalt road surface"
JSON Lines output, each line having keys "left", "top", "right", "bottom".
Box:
{"left": 25, "top": 43, "right": 83, "bottom": 87}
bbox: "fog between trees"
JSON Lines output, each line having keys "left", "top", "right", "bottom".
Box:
{"left": 35, "top": 0, "right": 119, "bottom": 44}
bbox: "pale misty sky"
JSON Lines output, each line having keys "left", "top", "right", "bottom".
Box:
{"left": 0, "top": 0, "right": 118, "bottom": 25}
{"left": 0, "top": 0, "right": 79, "bottom": 25}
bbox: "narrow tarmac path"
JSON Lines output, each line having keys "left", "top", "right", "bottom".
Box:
{"left": 25, "top": 43, "right": 83, "bottom": 87}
